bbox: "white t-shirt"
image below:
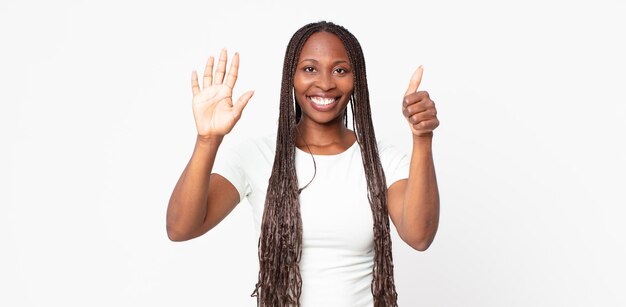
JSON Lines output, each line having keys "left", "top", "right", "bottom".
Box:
{"left": 212, "top": 134, "right": 409, "bottom": 306}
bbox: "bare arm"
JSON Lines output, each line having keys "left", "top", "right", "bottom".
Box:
{"left": 388, "top": 66, "right": 441, "bottom": 251}
{"left": 388, "top": 135, "right": 439, "bottom": 251}
{"left": 166, "top": 136, "right": 240, "bottom": 241}
{"left": 166, "top": 49, "right": 253, "bottom": 241}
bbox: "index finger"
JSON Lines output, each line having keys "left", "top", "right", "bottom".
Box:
{"left": 404, "top": 65, "right": 424, "bottom": 97}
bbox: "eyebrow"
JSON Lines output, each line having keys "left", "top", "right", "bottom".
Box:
{"left": 298, "top": 59, "right": 350, "bottom": 65}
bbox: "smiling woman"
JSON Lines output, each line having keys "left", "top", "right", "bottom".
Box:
{"left": 166, "top": 21, "right": 440, "bottom": 307}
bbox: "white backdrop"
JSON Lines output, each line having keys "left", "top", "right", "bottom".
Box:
{"left": 2, "top": 0, "right": 625, "bottom": 306}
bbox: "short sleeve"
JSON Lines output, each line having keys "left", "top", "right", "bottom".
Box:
{"left": 378, "top": 141, "right": 410, "bottom": 188}
{"left": 211, "top": 140, "right": 250, "bottom": 203}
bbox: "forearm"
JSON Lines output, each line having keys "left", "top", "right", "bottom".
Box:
{"left": 401, "top": 134, "right": 440, "bottom": 250}
{"left": 166, "top": 135, "right": 223, "bottom": 240}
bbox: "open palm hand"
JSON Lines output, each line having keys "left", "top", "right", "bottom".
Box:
{"left": 191, "top": 49, "right": 254, "bottom": 139}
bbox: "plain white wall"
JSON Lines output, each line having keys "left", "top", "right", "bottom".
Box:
{"left": 2, "top": 0, "right": 625, "bottom": 306}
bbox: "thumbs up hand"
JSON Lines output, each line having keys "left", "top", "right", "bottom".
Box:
{"left": 402, "top": 66, "right": 439, "bottom": 137}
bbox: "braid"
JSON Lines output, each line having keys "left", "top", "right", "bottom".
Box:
{"left": 252, "top": 21, "right": 398, "bottom": 306}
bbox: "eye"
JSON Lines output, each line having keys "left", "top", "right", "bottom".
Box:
{"left": 334, "top": 67, "right": 350, "bottom": 75}
{"left": 303, "top": 66, "right": 315, "bottom": 73}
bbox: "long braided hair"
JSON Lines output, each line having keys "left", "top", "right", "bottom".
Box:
{"left": 251, "top": 21, "right": 398, "bottom": 306}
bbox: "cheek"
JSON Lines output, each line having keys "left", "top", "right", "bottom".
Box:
{"left": 293, "top": 73, "right": 310, "bottom": 95}
{"left": 341, "top": 76, "right": 355, "bottom": 94}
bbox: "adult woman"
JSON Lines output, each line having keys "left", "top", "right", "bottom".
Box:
{"left": 167, "top": 21, "right": 440, "bottom": 306}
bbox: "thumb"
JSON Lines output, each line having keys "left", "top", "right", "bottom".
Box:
{"left": 233, "top": 90, "right": 255, "bottom": 117}
{"left": 404, "top": 65, "right": 424, "bottom": 97}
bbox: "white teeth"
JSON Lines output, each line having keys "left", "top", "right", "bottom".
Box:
{"left": 310, "top": 96, "right": 336, "bottom": 106}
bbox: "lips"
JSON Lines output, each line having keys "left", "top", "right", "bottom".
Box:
{"left": 307, "top": 95, "right": 339, "bottom": 111}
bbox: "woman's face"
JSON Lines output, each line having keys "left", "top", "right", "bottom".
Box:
{"left": 294, "top": 31, "right": 354, "bottom": 125}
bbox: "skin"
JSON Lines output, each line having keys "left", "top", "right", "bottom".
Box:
{"left": 166, "top": 49, "right": 251, "bottom": 241}
{"left": 293, "top": 31, "right": 356, "bottom": 153}
{"left": 390, "top": 66, "right": 440, "bottom": 251}
{"left": 166, "top": 32, "right": 440, "bottom": 252}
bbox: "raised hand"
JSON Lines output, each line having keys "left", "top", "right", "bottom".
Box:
{"left": 191, "top": 49, "right": 254, "bottom": 139}
{"left": 402, "top": 66, "right": 439, "bottom": 137}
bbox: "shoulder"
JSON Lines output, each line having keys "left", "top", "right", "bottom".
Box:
{"left": 222, "top": 133, "right": 274, "bottom": 150}
{"left": 376, "top": 138, "right": 403, "bottom": 157}
{"left": 221, "top": 133, "right": 276, "bottom": 161}
{"left": 247, "top": 133, "right": 276, "bottom": 156}
{"left": 375, "top": 138, "right": 409, "bottom": 167}
{"left": 375, "top": 138, "right": 410, "bottom": 187}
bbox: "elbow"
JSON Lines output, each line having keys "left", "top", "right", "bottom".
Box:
{"left": 408, "top": 238, "right": 433, "bottom": 252}
{"left": 401, "top": 230, "right": 436, "bottom": 252}
{"left": 166, "top": 224, "right": 192, "bottom": 242}
{"left": 167, "top": 232, "right": 185, "bottom": 242}
{"left": 166, "top": 208, "right": 197, "bottom": 242}
{"left": 401, "top": 217, "right": 439, "bottom": 252}
{"left": 166, "top": 228, "right": 184, "bottom": 242}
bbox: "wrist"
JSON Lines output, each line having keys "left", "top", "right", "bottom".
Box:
{"left": 413, "top": 132, "right": 433, "bottom": 151}
{"left": 196, "top": 134, "right": 224, "bottom": 147}
{"left": 412, "top": 132, "right": 433, "bottom": 146}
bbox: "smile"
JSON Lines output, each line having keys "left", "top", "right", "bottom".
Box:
{"left": 307, "top": 96, "right": 339, "bottom": 111}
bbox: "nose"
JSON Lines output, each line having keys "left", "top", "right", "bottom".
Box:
{"left": 315, "top": 71, "right": 336, "bottom": 91}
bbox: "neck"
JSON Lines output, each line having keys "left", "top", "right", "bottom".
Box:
{"left": 295, "top": 117, "right": 354, "bottom": 149}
